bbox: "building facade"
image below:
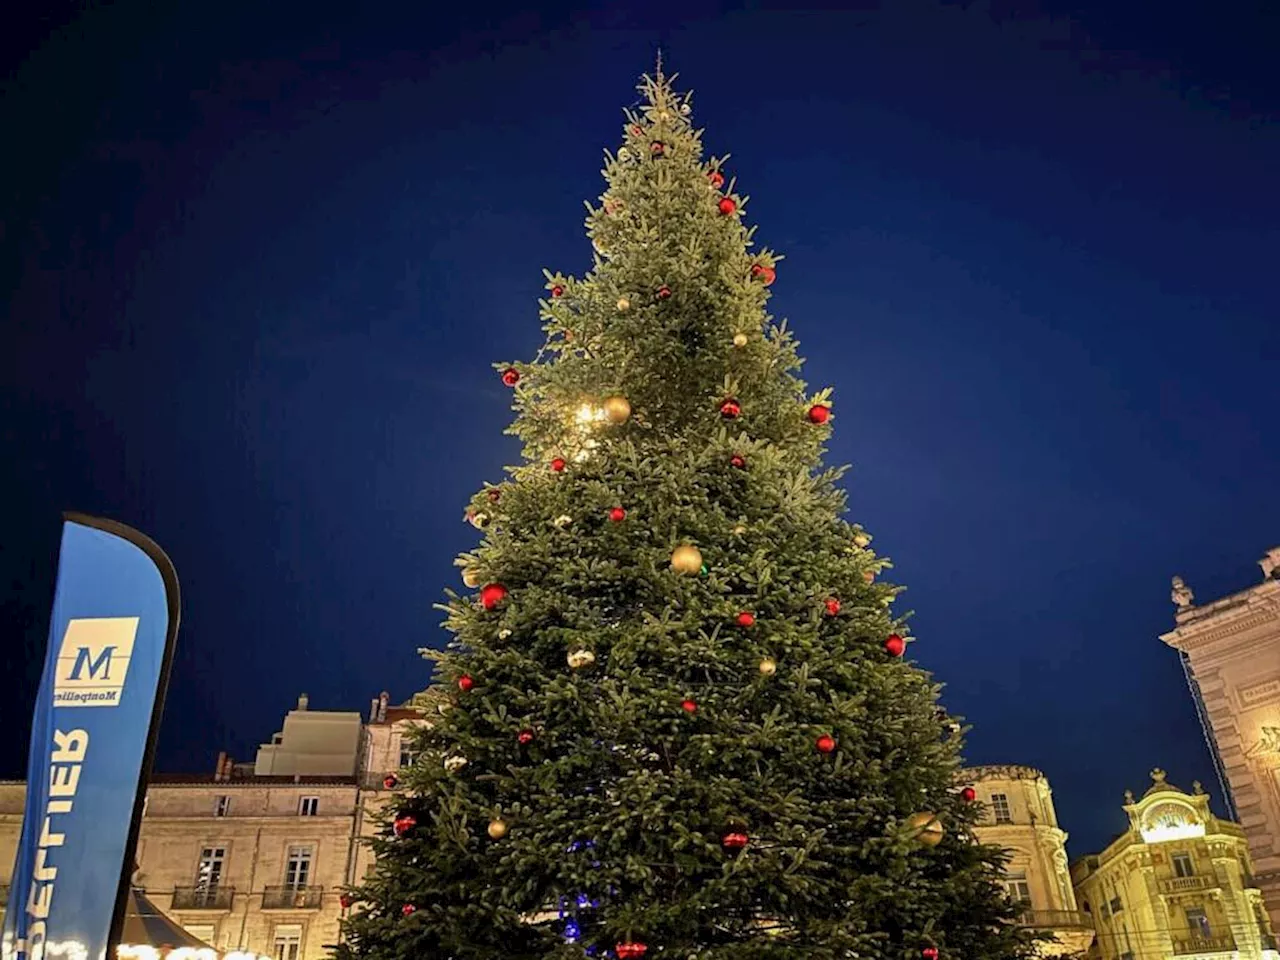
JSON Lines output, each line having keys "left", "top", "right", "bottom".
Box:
{"left": 1161, "top": 548, "right": 1280, "bottom": 929}
{"left": 1071, "top": 768, "right": 1278, "bottom": 960}
{"left": 962, "top": 764, "right": 1095, "bottom": 956}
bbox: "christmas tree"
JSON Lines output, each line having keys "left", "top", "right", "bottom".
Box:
{"left": 337, "top": 69, "right": 1040, "bottom": 960}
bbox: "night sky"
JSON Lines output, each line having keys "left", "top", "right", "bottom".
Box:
{"left": 3, "top": 1, "right": 1277, "bottom": 859}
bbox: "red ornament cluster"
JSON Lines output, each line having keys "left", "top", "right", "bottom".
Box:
{"left": 923, "top": 949, "right": 939, "bottom": 960}
{"left": 480, "top": 583, "right": 508, "bottom": 610}
{"left": 551, "top": 457, "right": 567, "bottom": 473}
{"left": 719, "top": 398, "right": 741, "bottom": 419}
{"left": 501, "top": 367, "right": 520, "bottom": 387}
{"left": 729, "top": 454, "right": 746, "bottom": 469}
{"left": 616, "top": 943, "right": 648, "bottom": 960}
{"left": 487, "top": 488, "right": 502, "bottom": 503}
{"left": 750, "top": 263, "right": 777, "bottom": 286}
{"left": 649, "top": 141, "right": 665, "bottom": 156}
{"left": 722, "top": 830, "right": 749, "bottom": 851}
{"left": 681, "top": 698, "right": 698, "bottom": 714}
{"left": 736, "top": 611, "right": 756, "bottom": 628}
{"left": 718, "top": 197, "right": 738, "bottom": 216}
{"left": 709, "top": 170, "right": 725, "bottom": 188}
{"left": 340, "top": 893, "right": 354, "bottom": 909}
{"left": 816, "top": 734, "right": 837, "bottom": 754}
{"left": 517, "top": 728, "right": 535, "bottom": 745}
{"left": 884, "top": 633, "right": 906, "bottom": 657}
{"left": 550, "top": 284, "right": 564, "bottom": 298}
{"left": 383, "top": 774, "right": 398, "bottom": 790}
{"left": 807, "top": 403, "right": 832, "bottom": 424}
{"left": 961, "top": 786, "right": 977, "bottom": 803}
{"left": 629, "top": 124, "right": 643, "bottom": 136}
{"left": 393, "top": 815, "right": 416, "bottom": 837}
{"left": 609, "top": 507, "right": 627, "bottom": 523}
{"left": 457, "top": 674, "right": 475, "bottom": 692}
{"left": 824, "top": 597, "right": 841, "bottom": 616}
{"left": 656, "top": 284, "right": 672, "bottom": 300}
{"left": 401, "top": 903, "right": 417, "bottom": 917}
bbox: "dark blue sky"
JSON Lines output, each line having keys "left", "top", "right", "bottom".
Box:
{"left": 2, "top": 0, "right": 1277, "bottom": 857}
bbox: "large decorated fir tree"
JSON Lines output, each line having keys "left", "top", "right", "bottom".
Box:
{"left": 337, "top": 70, "right": 1040, "bottom": 960}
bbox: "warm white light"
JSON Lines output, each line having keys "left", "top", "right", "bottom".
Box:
{"left": 1140, "top": 822, "right": 1206, "bottom": 843}
{"left": 575, "top": 404, "right": 606, "bottom": 426}
{"left": 117, "top": 947, "right": 268, "bottom": 960}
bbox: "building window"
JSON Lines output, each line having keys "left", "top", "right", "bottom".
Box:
{"left": 214, "top": 795, "right": 231, "bottom": 818}
{"left": 1172, "top": 852, "right": 1194, "bottom": 877}
{"left": 399, "top": 744, "right": 417, "bottom": 768}
{"left": 272, "top": 924, "right": 303, "bottom": 960}
{"left": 1109, "top": 896, "right": 1123, "bottom": 914}
{"left": 298, "top": 796, "right": 319, "bottom": 816}
{"left": 1186, "top": 907, "right": 1211, "bottom": 938}
{"left": 195, "top": 846, "right": 226, "bottom": 892}
{"left": 1004, "top": 872, "right": 1032, "bottom": 907}
{"left": 284, "top": 845, "right": 314, "bottom": 889}
{"left": 990, "top": 793, "right": 1012, "bottom": 824}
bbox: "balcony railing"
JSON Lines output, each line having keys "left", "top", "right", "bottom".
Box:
{"left": 1171, "top": 935, "right": 1236, "bottom": 955}
{"left": 262, "top": 885, "right": 323, "bottom": 910}
{"left": 1160, "top": 875, "right": 1216, "bottom": 895}
{"left": 171, "top": 886, "right": 234, "bottom": 910}
{"left": 1018, "top": 909, "right": 1095, "bottom": 930}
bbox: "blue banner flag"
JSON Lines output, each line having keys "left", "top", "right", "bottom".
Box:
{"left": 2, "top": 515, "right": 180, "bottom": 960}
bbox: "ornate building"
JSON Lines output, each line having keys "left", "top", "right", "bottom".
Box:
{"left": 961, "top": 765, "right": 1095, "bottom": 956}
{"left": 1071, "top": 769, "right": 1278, "bottom": 960}
{"left": 1162, "top": 547, "right": 1280, "bottom": 929}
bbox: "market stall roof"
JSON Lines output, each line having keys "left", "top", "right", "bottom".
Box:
{"left": 119, "top": 888, "right": 210, "bottom": 949}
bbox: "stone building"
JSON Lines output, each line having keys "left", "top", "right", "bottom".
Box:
{"left": 1071, "top": 768, "right": 1278, "bottom": 960}
{"left": 1162, "top": 547, "right": 1280, "bottom": 929}
{"left": 961, "top": 764, "right": 1095, "bottom": 956}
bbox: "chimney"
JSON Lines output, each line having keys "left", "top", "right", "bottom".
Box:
{"left": 214, "top": 751, "right": 228, "bottom": 781}
{"left": 370, "top": 697, "right": 381, "bottom": 723}
{"left": 297, "top": 692, "right": 309, "bottom": 711}
{"left": 378, "top": 691, "right": 389, "bottom": 723}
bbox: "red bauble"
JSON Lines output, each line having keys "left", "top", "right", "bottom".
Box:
{"left": 807, "top": 403, "right": 832, "bottom": 424}
{"left": 750, "top": 263, "right": 764, "bottom": 277}
{"left": 457, "top": 674, "right": 475, "bottom": 692}
{"left": 501, "top": 367, "right": 520, "bottom": 387}
{"left": 709, "top": 170, "right": 725, "bottom": 188}
{"left": 609, "top": 507, "right": 627, "bottom": 523}
{"left": 339, "top": 894, "right": 353, "bottom": 909}
{"left": 736, "top": 611, "right": 756, "bottom": 628}
{"left": 487, "top": 488, "right": 502, "bottom": 503}
{"left": 630, "top": 124, "right": 643, "bottom": 136}
{"left": 722, "top": 831, "right": 750, "bottom": 851}
{"left": 383, "top": 774, "right": 398, "bottom": 790}
{"left": 719, "top": 398, "right": 741, "bottom": 419}
{"left": 824, "top": 597, "right": 841, "bottom": 616}
{"left": 759, "top": 265, "right": 776, "bottom": 286}
{"left": 517, "top": 728, "right": 535, "bottom": 745}
{"left": 480, "top": 583, "right": 508, "bottom": 610}
{"left": 816, "top": 734, "right": 837, "bottom": 754}
{"left": 616, "top": 943, "right": 648, "bottom": 960}
{"left": 961, "top": 786, "right": 977, "bottom": 803}
{"left": 550, "top": 284, "right": 565, "bottom": 298}
{"left": 401, "top": 903, "right": 417, "bottom": 917}
{"left": 681, "top": 699, "right": 698, "bottom": 714}
{"left": 656, "top": 284, "right": 672, "bottom": 300}
{"left": 393, "top": 815, "right": 416, "bottom": 837}
{"left": 718, "top": 197, "right": 737, "bottom": 216}
{"left": 551, "top": 457, "right": 567, "bottom": 473}
{"left": 649, "top": 141, "right": 665, "bottom": 156}
{"left": 730, "top": 454, "right": 746, "bottom": 469}
{"left": 922, "top": 949, "right": 939, "bottom": 960}
{"left": 884, "top": 633, "right": 906, "bottom": 657}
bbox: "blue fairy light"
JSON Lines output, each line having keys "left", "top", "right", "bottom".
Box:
{"left": 563, "top": 920, "right": 581, "bottom": 942}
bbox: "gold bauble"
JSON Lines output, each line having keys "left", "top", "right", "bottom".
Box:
{"left": 759, "top": 657, "right": 777, "bottom": 676}
{"left": 487, "top": 819, "right": 509, "bottom": 840}
{"left": 671, "top": 544, "right": 703, "bottom": 575}
{"left": 603, "top": 395, "right": 632, "bottom": 424}
{"left": 905, "top": 811, "right": 944, "bottom": 847}
{"left": 567, "top": 648, "right": 596, "bottom": 669}
{"left": 461, "top": 567, "right": 482, "bottom": 588}
{"left": 732, "top": 332, "right": 749, "bottom": 348}
{"left": 863, "top": 570, "right": 876, "bottom": 585}
{"left": 854, "top": 532, "right": 872, "bottom": 548}
{"left": 732, "top": 524, "right": 747, "bottom": 536}
{"left": 617, "top": 297, "right": 631, "bottom": 311}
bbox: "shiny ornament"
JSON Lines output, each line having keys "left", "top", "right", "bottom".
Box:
{"left": 649, "top": 141, "right": 665, "bottom": 156}
{"left": 760, "top": 265, "right": 776, "bottom": 285}
{"left": 609, "top": 507, "right": 627, "bottom": 523}
{"left": 501, "top": 368, "right": 520, "bottom": 387}
{"left": 603, "top": 395, "right": 632, "bottom": 423}
{"left": 733, "top": 332, "right": 749, "bottom": 348}
{"left": 816, "top": 734, "right": 837, "bottom": 754}
{"left": 736, "top": 611, "right": 756, "bottom": 628}
{"left": 498, "top": 628, "right": 512, "bottom": 639}
{"left": 961, "top": 786, "right": 977, "bottom": 802}
{"left": 630, "top": 124, "right": 643, "bottom": 136}
{"left": 718, "top": 197, "right": 737, "bottom": 216}
{"left": 517, "top": 728, "right": 535, "bottom": 745}
{"left": 750, "top": 263, "right": 764, "bottom": 278}
{"left": 340, "top": 894, "right": 353, "bottom": 909}
{"left": 884, "top": 633, "right": 906, "bottom": 657}
{"left": 480, "top": 583, "right": 508, "bottom": 610}
{"left": 567, "top": 648, "right": 596, "bottom": 669}
{"left": 905, "top": 811, "right": 945, "bottom": 847}
{"left": 551, "top": 457, "right": 567, "bottom": 473}
{"left": 444, "top": 755, "right": 468, "bottom": 772}
{"left": 732, "top": 524, "right": 748, "bottom": 535}
{"left": 551, "top": 284, "right": 565, "bottom": 298}
{"left": 729, "top": 454, "right": 746, "bottom": 469}
{"left": 617, "top": 297, "right": 630, "bottom": 311}
{"left": 680, "top": 102, "right": 692, "bottom": 115}
{"left": 722, "top": 830, "right": 749, "bottom": 851}
{"left": 487, "top": 818, "right": 509, "bottom": 839}
{"left": 466, "top": 510, "right": 490, "bottom": 529}
{"left": 863, "top": 570, "right": 876, "bottom": 585}
{"left": 457, "top": 674, "right": 475, "bottom": 692}
{"left": 393, "top": 815, "right": 416, "bottom": 837}
{"left": 383, "top": 774, "right": 398, "bottom": 790}
{"left": 681, "top": 698, "right": 698, "bottom": 714}
{"left": 486, "top": 488, "right": 502, "bottom": 503}
{"left": 462, "top": 567, "right": 482, "bottom": 588}
{"left": 616, "top": 943, "right": 648, "bottom": 960}
{"left": 656, "top": 284, "right": 672, "bottom": 300}
{"left": 709, "top": 170, "right": 725, "bottom": 188}
{"left": 759, "top": 657, "right": 777, "bottom": 676}
{"left": 922, "top": 949, "right": 939, "bottom": 960}
{"left": 719, "top": 398, "right": 742, "bottom": 419}
{"left": 401, "top": 903, "right": 417, "bottom": 917}
{"left": 824, "top": 597, "right": 842, "bottom": 616}
{"left": 617, "top": 147, "right": 631, "bottom": 161}
{"left": 671, "top": 544, "right": 703, "bottom": 575}
{"left": 807, "top": 403, "right": 832, "bottom": 424}
{"left": 854, "top": 532, "right": 872, "bottom": 548}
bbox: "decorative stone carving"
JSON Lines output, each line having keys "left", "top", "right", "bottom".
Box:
{"left": 1260, "top": 547, "right": 1280, "bottom": 581}
{"left": 1246, "top": 727, "right": 1280, "bottom": 759}
{"left": 1172, "top": 576, "right": 1195, "bottom": 609}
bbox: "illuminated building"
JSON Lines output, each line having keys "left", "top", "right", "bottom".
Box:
{"left": 961, "top": 765, "right": 1095, "bottom": 956}
{"left": 1161, "top": 548, "right": 1280, "bottom": 929}
{"left": 1071, "top": 768, "right": 1278, "bottom": 959}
